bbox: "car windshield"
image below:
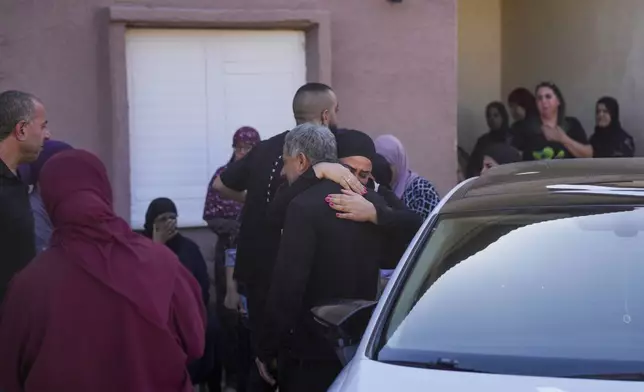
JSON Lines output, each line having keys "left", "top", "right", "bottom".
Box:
{"left": 377, "top": 206, "right": 644, "bottom": 379}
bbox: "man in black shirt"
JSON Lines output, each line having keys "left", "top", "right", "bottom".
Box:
{"left": 213, "top": 83, "right": 354, "bottom": 391}
{"left": 257, "top": 123, "right": 387, "bottom": 391}
{"left": 213, "top": 83, "right": 343, "bottom": 291}
{"left": 0, "top": 90, "right": 51, "bottom": 300}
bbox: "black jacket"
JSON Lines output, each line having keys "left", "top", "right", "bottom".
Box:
{"left": 259, "top": 180, "right": 387, "bottom": 361}
{"left": 0, "top": 159, "right": 35, "bottom": 301}
{"left": 268, "top": 170, "right": 422, "bottom": 269}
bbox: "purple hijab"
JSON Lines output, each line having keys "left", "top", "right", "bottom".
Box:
{"left": 374, "top": 134, "right": 419, "bottom": 198}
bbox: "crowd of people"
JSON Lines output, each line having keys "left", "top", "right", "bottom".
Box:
{"left": 0, "top": 85, "right": 442, "bottom": 392}
{"left": 1, "top": 80, "right": 633, "bottom": 391}
{"left": 462, "top": 82, "right": 635, "bottom": 179}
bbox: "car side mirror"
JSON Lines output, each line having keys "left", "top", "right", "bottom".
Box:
{"left": 311, "top": 299, "right": 377, "bottom": 366}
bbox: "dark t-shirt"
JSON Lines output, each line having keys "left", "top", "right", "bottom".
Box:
{"left": 0, "top": 158, "right": 36, "bottom": 300}
{"left": 512, "top": 117, "right": 588, "bottom": 161}
{"left": 219, "top": 131, "right": 288, "bottom": 286}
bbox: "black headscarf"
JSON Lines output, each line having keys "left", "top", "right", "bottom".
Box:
{"left": 466, "top": 102, "right": 512, "bottom": 178}
{"left": 486, "top": 101, "right": 511, "bottom": 142}
{"left": 143, "top": 197, "right": 210, "bottom": 309}
{"left": 590, "top": 97, "right": 635, "bottom": 158}
{"left": 336, "top": 129, "right": 376, "bottom": 161}
{"left": 484, "top": 143, "right": 521, "bottom": 166}
{"left": 143, "top": 197, "right": 177, "bottom": 238}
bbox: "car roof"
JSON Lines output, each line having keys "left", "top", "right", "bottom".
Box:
{"left": 442, "top": 158, "right": 644, "bottom": 213}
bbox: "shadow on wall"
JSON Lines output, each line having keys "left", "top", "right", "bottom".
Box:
{"left": 457, "top": 106, "right": 481, "bottom": 154}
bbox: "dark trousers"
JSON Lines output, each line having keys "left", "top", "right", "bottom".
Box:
{"left": 189, "top": 310, "right": 221, "bottom": 387}
{"left": 241, "top": 281, "right": 342, "bottom": 392}
{"left": 213, "top": 241, "right": 240, "bottom": 388}
{"left": 239, "top": 281, "right": 277, "bottom": 392}
{"left": 235, "top": 316, "right": 253, "bottom": 392}
{"left": 208, "top": 310, "right": 252, "bottom": 392}
{"left": 278, "top": 356, "right": 343, "bottom": 392}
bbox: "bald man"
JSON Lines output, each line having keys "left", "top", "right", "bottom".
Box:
{"left": 213, "top": 82, "right": 340, "bottom": 289}
{"left": 212, "top": 83, "right": 352, "bottom": 391}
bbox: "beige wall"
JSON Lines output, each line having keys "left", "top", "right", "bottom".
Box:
{"left": 458, "top": 0, "right": 502, "bottom": 153}
{"left": 502, "top": 0, "right": 644, "bottom": 152}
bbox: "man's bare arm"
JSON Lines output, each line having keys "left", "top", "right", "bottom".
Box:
{"left": 213, "top": 176, "right": 246, "bottom": 203}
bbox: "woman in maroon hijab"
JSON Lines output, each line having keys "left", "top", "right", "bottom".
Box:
{"left": 0, "top": 150, "right": 206, "bottom": 392}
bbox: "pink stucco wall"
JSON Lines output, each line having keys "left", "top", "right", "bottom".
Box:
{"left": 0, "top": 0, "right": 457, "bottom": 251}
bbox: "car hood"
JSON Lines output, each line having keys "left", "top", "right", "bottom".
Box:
{"left": 329, "top": 359, "right": 643, "bottom": 392}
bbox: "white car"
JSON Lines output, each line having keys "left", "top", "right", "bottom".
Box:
{"left": 313, "top": 159, "right": 644, "bottom": 391}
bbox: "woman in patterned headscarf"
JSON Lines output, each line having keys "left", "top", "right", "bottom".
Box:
{"left": 203, "top": 126, "right": 260, "bottom": 392}
{"left": 374, "top": 134, "right": 441, "bottom": 220}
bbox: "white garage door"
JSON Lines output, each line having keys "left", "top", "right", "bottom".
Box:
{"left": 126, "top": 29, "right": 306, "bottom": 229}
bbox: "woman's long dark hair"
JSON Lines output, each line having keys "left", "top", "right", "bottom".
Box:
{"left": 535, "top": 81, "right": 567, "bottom": 126}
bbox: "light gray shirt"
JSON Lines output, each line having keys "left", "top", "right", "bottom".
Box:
{"left": 29, "top": 188, "right": 53, "bottom": 254}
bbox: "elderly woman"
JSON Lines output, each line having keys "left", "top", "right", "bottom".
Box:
{"left": 144, "top": 197, "right": 216, "bottom": 388}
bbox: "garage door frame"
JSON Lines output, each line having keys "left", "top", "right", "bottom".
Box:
{"left": 104, "top": 5, "right": 331, "bottom": 223}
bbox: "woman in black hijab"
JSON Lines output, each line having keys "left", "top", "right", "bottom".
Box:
{"left": 144, "top": 197, "right": 210, "bottom": 304}
{"left": 466, "top": 101, "right": 512, "bottom": 178}
{"left": 143, "top": 197, "right": 218, "bottom": 388}
{"left": 590, "top": 97, "right": 635, "bottom": 158}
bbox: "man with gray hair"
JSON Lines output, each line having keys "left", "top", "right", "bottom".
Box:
{"left": 0, "top": 90, "right": 50, "bottom": 300}
{"left": 211, "top": 83, "right": 363, "bottom": 392}
{"left": 280, "top": 123, "right": 337, "bottom": 185}
{"left": 256, "top": 123, "right": 387, "bottom": 391}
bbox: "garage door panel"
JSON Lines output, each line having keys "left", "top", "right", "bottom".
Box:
{"left": 127, "top": 29, "right": 306, "bottom": 228}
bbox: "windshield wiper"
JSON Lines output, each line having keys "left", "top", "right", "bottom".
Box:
{"left": 381, "top": 357, "right": 489, "bottom": 374}
{"left": 569, "top": 373, "right": 644, "bottom": 381}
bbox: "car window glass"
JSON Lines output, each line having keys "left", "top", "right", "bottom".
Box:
{"left": 378, "top": 207, "right": 644, "bottom": 377}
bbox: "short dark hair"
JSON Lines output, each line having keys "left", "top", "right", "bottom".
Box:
{"left": 0, "top": 90, "right": 40, "bottom": 142}
{"left": 295, "top": 82, "right": 332, "bottom": 95}
{"left": 292, "top": 83, "right": 334, "bottom": 124}
{"left": 507, "top": 87, "right": 538, "bottom": 119}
